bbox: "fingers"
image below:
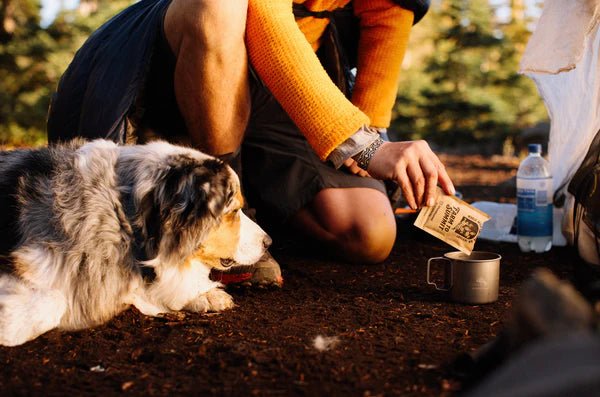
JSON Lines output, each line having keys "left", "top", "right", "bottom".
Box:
{"left": 352, "top": 163, "right": 369, "bottom": 177}
{"left": 436, "top": 161, "right": 455, "bottom": 196}
{"left": 407, "top": 162, "right": 425, "bottom": 208}
{"left": 343, "top": 158, "right": 355, "bottom": 169}
{"left": 398, "top": 141, "right": 455, "bottom": 208}
{"left": 420, "top": 157, "right": 438, "bottom": 207}
{"left": 404, "top": 141, "right": 438, "bottom": 208}
{"left": 343, "top": 158, "right": 370, "bottom": 177}
{"left": 365, "top": 140, "right": 455, "bottom": 208}
{"left": 397, "top": 167, "right": 417, "bottom": 210}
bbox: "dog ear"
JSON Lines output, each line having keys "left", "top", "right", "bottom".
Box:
{"left": 161, "top": 156, "right": 232, "bottom": 226}
{"left": 138, "top": 154, "right": 234, "bottom": 260}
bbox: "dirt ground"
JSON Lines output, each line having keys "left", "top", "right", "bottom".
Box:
{"left": 0, "top": 154, "right": 581, "bottom": 396}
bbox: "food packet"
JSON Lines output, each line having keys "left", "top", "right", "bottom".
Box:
{"left": 414, "top": 188, "right": 491, "bottom": 254}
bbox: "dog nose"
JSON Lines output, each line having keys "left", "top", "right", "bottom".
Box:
{"left": 263, "top": 235, "right": 272, "bottom": 249}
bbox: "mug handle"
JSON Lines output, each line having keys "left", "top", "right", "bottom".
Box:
{"left": 427, "top": 257, "right": 450, "bottom": 291}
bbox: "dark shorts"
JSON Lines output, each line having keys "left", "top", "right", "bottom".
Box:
{"left": 241, "top": 77, "right": 386, "bottom": 225}
{"left": 47, "top": 0, "right": 386, "bottom": 228}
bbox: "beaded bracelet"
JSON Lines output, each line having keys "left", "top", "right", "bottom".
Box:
{"left": 352, "top": 136, "right": 385, "bottom": 171}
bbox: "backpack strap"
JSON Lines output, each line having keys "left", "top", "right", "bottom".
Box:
{"left": 395, "top": 0, "right": 430, "bottom": 24}
{"left": 568, "top": 128, "right": 600, "bottom": 262}
{"left": 568, "top": 128, "right": 600, "bottom": 198}
{"left": 291, "top": 1, "right": 431, "bottom": 94}
{"left": 292, "top": 3, "right": 343, "bottom": 19}
{"left": 292, "top": 3, "right": 357, "bottom": 95}
{"left": 292, "top": 1, "right": 430, "bottom": 25}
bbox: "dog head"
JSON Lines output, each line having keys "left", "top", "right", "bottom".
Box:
{"left": 118, "top": 141, "right": 270, "bottom": 268}
{"left": 191, "top": 185, "right": 272, "bottom": 270}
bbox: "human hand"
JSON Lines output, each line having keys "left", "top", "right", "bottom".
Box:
{"left": 366, "top": 140, "right": 455, "bottom": 210}
{"left": 343, "top": 158, "right": 370, "bottom": 177}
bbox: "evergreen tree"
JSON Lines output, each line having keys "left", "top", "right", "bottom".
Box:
{"left": 392, "top": 0, "right": 547, "bottom": 152}
{"left": 0, "top": 0, "right": 49, "bottom": 146}
{"left": 0, "top": 0, "right": 131, "bottom": 147}
{"left": 495, "top": 0, "right": 547, "bottom": 138}
{"left": 0, "top": 0, "right": 547, "bottom": 150}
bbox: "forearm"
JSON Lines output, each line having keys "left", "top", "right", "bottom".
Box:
{"left": 246, "top": 0, "right": 369, "bottom": 160}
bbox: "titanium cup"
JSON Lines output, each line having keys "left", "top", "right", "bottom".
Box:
{"left": 426, "top": 251, "right": 501, "bottom": 304}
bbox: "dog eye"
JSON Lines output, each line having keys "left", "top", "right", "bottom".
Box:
{"left": 226, "top": 207, "right": 240, "bottom": 216}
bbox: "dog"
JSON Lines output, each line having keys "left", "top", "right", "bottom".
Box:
{"left": 0, "top": 139, "right": 271, "bottom": 346}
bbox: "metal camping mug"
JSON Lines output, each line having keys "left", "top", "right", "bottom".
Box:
{"left": 426, "top": 251, "right": 501, "bottom": 304}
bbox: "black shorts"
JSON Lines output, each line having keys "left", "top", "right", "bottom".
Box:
{"left": 47, "top": 0, "right": 386, "bottom": 228}
{"left": 241, "top": 76, "right": 386, "bottom": 226}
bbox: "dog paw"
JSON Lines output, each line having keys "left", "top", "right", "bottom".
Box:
{"left": 206, "top": 288, "right": 235, "bottom": 312}
{"left": 185, "top": 288, "right": 234, "bottom": 313}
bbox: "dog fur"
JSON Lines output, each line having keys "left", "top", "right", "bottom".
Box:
{"left": 0, "top": 139, "right": 270, "bottom": 346}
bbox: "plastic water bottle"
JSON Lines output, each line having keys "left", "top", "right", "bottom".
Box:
{"left": 517, "top": 143, "right": 553, "bottom": 252}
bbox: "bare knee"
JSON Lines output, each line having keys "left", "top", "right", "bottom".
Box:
{"left": 296, "top": 188, "right": 397, "bottom": 264}
{"left": 165, "top": 0, "right": 248, "bottom": 57}
{"left": 336, "top": 213, "right": 396, "bottom": 264}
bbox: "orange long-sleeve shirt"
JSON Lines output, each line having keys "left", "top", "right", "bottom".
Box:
{"left": 246, "top": 0, "right": 414, "bottom": 160}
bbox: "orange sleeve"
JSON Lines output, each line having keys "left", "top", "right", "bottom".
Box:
{"left": 352, "top": 0, "right": 414, "bottom": 128}
{"left": 246, "top": 0, "right": 369, "bottom": 161}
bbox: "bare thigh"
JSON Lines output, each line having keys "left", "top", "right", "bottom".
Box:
{"left": 163, "top": 0, "right": 250, "bottom": 155}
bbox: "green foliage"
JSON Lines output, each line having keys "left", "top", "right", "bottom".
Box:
{"left": 0, "top": 0, "right": 131, "bottom": 147}
{"left": 392, "top": 0, "right": 548, "bottom": 152}
{"left": 0, "top": 0, "right": 548, "bottom": 150}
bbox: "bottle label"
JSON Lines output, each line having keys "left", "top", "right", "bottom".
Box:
{"left": 517, "top": 177, "right": 553, "bottom": 236}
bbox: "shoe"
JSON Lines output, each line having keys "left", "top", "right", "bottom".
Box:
{"left": 210, "top": 251, "right": 283, "bottom": 287}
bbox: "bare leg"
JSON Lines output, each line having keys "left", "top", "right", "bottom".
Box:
{"left": 164, "top": 0, "right": 250, "bottom": 155}
{"left": 291, "top": 188, "right": 397, "bottom": 264}
{"left": 166, "top": 2, "right": 283, "bottom": 286}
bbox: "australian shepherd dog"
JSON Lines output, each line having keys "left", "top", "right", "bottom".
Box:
{"left": 0, "top": 139, "right": 270, "bottom": 346}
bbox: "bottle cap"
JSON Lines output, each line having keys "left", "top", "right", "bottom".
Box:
{"left": 528, "top": 143, "right": 542, "bottom": 154}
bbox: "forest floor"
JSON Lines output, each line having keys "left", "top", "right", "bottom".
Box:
{"left": 0, "top": 154, "right": 580, "bottom": 396}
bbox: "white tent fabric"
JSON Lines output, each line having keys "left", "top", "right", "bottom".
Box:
{"left": 520, "top": 0, "right": 600, "bottom": 192}
{"left": 520, "top": 0, "right": 600, "bottom": 261}
{"left": 520, "top": 0, "right": 600, "bottom": 76}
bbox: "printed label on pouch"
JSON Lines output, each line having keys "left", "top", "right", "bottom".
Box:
{"left": 414, "top": 188, "right": 491, "bottom": 254}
